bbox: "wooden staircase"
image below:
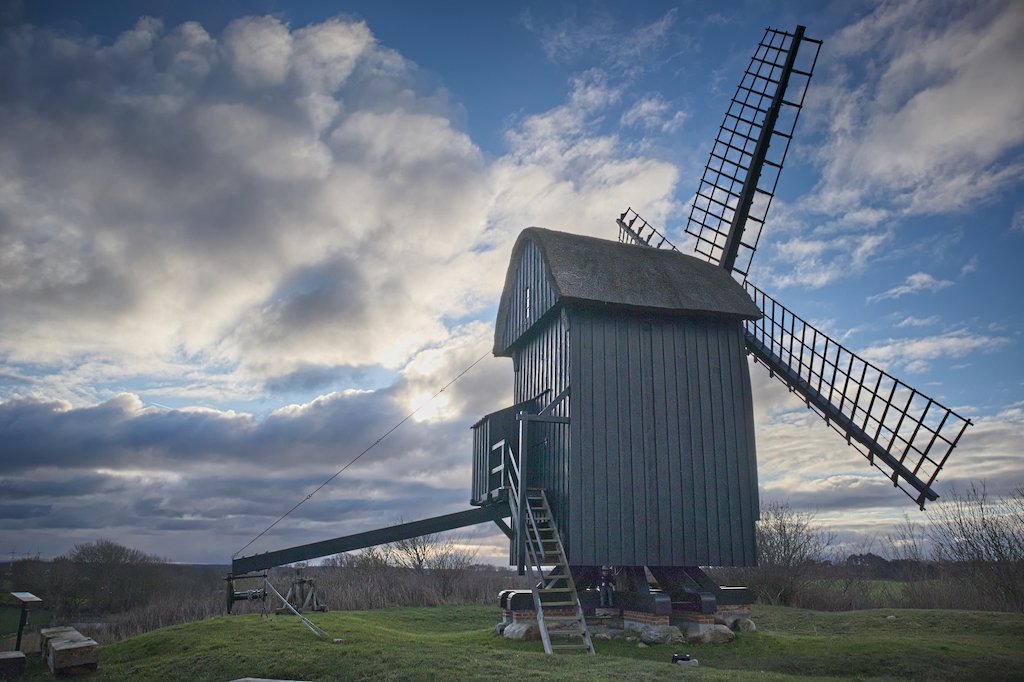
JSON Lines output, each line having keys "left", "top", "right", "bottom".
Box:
{"left": 522, "top": 488, "right": 595, "bottom": 655}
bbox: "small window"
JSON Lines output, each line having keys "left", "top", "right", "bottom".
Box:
{"left": 525, "top": 286, "right": 531, "bottom": 320}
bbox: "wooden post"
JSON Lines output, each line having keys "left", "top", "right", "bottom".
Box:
{"left": 10, "top": 591, "right": 42, "bottom": 651}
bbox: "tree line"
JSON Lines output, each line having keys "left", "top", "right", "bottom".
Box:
{"left": 5, "top": 482, "right": 1021, "bottom": 645}
{"left": 718, "top": 483, "right": 1024, "bottom": 612}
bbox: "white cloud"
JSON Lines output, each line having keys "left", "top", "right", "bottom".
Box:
{"left": 223, "top": 16, "right": 294, "bottom": 87}
{"left": 960, "top": 255, "right": 978, "bottom": 276}
{"left": 860, "top": 329, "right": 1011, "bottom": 373}
{"left": 896, "top": 315, "right": 940, "bottom": 328}
{"left": 758, "top": 0, "right": 1024, "bottom": 292}
{"left": 523, "top": 8, "right": 683, "bottom": 77}
{"left": 867, "top": 272, "right": 954, "bottom": 303}
{"left": 290, "top": 18, "right": 373, "bottom": 93}
{"left": 620, "top": 94, "right": 687, "bottom": 132}
{"left": 813, "top": 0, "right": 1024, "bottom": 217}
{"left": 761, "top": 230, "right": 891, "bottom": 289}
{"left": 1012, "top": 206, "right": 1024, "bottom": 234}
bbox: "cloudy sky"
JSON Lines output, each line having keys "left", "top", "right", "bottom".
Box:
{"left": 1, "top": 0, "right": 1021, "bottom": 565}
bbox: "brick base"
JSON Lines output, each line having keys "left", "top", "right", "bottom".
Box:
{"left": 716, "top": 604, "right": 752, "bottom": 619}
{"left": 714, "top": 604, "right": 753, "bottom": 629}
{"left": 622, "top": 609, "right": 669, "bottom": 628}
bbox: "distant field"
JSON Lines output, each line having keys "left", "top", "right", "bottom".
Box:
{"left": 15, "top": 604, "right": 1024, "bottom": 681}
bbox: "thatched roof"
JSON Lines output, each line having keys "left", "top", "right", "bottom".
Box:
{"left": 494, "top": 227, "right": 761, "bottom": 353}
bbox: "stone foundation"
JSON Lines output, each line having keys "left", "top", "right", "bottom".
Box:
{"left": 671, "top": 610, "right": 716, "bottom": 635}
{"left": 498, "top": 588, "right": 753, "bottom": 644}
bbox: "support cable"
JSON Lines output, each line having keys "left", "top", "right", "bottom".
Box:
{"left": 233, "top": 347, "right": 492, "bottom": 559}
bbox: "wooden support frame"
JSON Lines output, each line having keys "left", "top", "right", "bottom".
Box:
{"left": 233, "top": 503, "right": 510, "bottom": 574}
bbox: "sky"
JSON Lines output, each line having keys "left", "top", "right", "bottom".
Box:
{"left": 1, "top": 0, "right": 1022, "bottom": 566}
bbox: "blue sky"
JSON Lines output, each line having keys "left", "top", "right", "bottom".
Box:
{"left": 1, "top": 0, "right": 1021, "bottom": 564}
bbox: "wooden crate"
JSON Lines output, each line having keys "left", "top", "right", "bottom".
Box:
{"left": 44, "top": 628, "right": 99, "bottom": 675}
{"left": 0, "top": 651, "right": 27, "bottom": 677}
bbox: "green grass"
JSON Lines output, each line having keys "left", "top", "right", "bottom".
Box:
{"left": 15, "top": 604, "right": 1024, "bottom": 681}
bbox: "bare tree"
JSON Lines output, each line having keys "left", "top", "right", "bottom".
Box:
{"left": 391, "top": 527, "right": 478, "bottom": 600}
{"left": 391, "top": 530, "right": 434, "bottom": 574}
{"left": 927, "top": 483, "right": 1024, "bottom": 611}
{"left": 426, "top": 537, "right": 477, "bottom": 601}
{"left": 750, "top": 501, "right": 835, "bottom": 606}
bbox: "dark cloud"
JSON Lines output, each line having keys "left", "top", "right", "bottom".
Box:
{"left": 0, "top": 365, "right": 494, "bottom": 561}
{"left": 264, "top": 364, "right": 363, "bottom": 394}
{"left": 0, "top": 473, "right": 126, "bottom": 499}
{"left": 0, "top": 380, "right": 480, "bottom": 471}
{"left": 760, "top": 480, "right": 921, "bottom": 512}
{"left": 0, "top": 503, "right": 52, "bottom": 520}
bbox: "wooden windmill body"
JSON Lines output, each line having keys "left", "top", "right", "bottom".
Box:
{"left": 474, "top": 228, "right": 762, "bottom": 568}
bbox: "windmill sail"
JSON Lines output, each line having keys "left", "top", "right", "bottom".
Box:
{"left": 743, "top": 282, "right": 971, "bottom": 508}
{"left": 684, "top": 26, "right": 820, "bottom": 278}
{"left": 616, "top": 25, "right": 970, "bottom": 507}
{"left": 618, "top": 207, "right": 677, "bottom": 249}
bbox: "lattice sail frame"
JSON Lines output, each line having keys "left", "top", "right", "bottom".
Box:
{"left": 685, "top": 26, "right": 820, "bottom": 278}
{"left": 618, "top": 207, "right": 677, "bottom": 249}
{"left": 743, "top": 283, "right": 971, "bottom": 508}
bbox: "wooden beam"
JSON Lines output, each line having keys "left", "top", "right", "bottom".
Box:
{"left": 232, "top": 502, "right": 511, "bottom": 574}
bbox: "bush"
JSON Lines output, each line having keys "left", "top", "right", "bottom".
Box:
{"left": 739, "top": 501, "right": 835, "bottom": 606}
{"left": 890, "top": 483, "right": 1024, "bottom": 612}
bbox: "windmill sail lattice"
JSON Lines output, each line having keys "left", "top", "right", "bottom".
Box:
{"left": 743, "top": 283, "right": 971, "bottom": 508}
{"left": 684, "top": 26, "right": 820, "bottom": 278}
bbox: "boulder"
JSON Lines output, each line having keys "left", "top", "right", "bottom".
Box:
{"left": 629, "top": 623, "right": 685, "bottom": 645}
{"left": 732, "top": 617, "right": 757, "bottom": 633}
{"left": 687, "top": 624, "right": 735, "bottom": 644}
{"left": 502, "top": 622, "right": 540, "bottom": 641}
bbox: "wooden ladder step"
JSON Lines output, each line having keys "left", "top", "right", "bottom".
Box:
{"left": 541, "top": 600, "right": 576, "bottom": 607}
{"left": 550, "top": 643, "right": 590, "bottom": 650}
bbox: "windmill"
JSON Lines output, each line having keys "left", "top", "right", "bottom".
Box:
{"left": 472, "top": 23, "right": 972, "bottom": 650}
{"left": 229, "top": 25, "right": 972, "bottom": 655}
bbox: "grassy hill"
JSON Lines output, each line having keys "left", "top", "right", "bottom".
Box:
{"left": 16, "top": 604, "right": 1024, "bottom": 681}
